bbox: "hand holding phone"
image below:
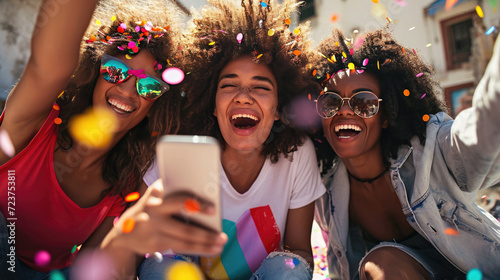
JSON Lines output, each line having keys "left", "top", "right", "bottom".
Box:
{"left": 156, "top": 135, "right": 222, "bottom": 233}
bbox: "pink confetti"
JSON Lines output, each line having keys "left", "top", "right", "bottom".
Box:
{"left": 420, "top": 93, "right": 427, "bottom": 99}
{"left": 362, "top": 58, "right": 369, "bottom": 66}
{"left": 416, "top": 73, "right": 423, "bottom": 77}
{"left": 34, "top": 250, "right": 51, "bottom": 267}
{"left": 162, "top": 67, "right": 185, "bottom": 85}
{"left": 350, "top": 49, "right": 354, "bottom": 55}
{"left": 395, "top": 0, "right": 407, "bottom": 6}
{"left": 71, "top": 250, "right": 114, "bottom": 280}
{"left": 128, "top": 41, "right": 136, "bottom": 49}
{"left": 134, "top": 26, "right": 140, "bottom": 32}
{"left": 237, "top": 33, "right": 243, "bottom": 44}
{"left": 0, "top": 129, "right": 15, "bottom": 157}
{"left": 120, "top": 23, "right": 127, "bottom": 29}
{"left": 128, "top": 69, "right": 147, "bottom": 79}
{"left": 353, "top": 35, "right": 365, "bottom": 49}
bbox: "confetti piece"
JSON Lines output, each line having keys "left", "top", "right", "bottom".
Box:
{"left": 125, "top": 54, "right": 132, "bottom": 59}
{"left": 48, "top": 270, "right": 65, "bottom": 280}
{"left": 184, "top": 199, "right": 200, "bottom": 213}
{"left": 162, "top": 67, "right": 185, "bottom": 85}
{"left": 486, "top": 26, "right": 496, "bottom": 35}
{"left": 96, "top": 20, "right": 101, "bottom": 25}
{"left": 476, "top": 6, "right": 484, "bottom": 18}
{"left": 237, "top": 33, "right": 243, "bottom": 44}
{"left": 444, "top": 228, "right": 459, "bottom": 235}
{"left": 69, "top": 108, "right": 117, "bottom": 148}
{"left": 395, "top": 0, "right": 407, "bottom": 6}
{"left": 208, "top": 41, "right": 215, "bottom": 46}
{"left": 422, "top": 114, "right": 430, "bottom": 122}
{"left": 151, "top": 131, "right": 159, "bottom": 137}
{"left": 445, "top": 0, "right": 459, "bottom": 10}
{"left": 416, "top": 73, "right": 423, "bottom": 77}
{"left": 285, "top": 18, "right": 291, "bottom": 25}
{"left": 293, "top": 50, "right": 301, "bottom": 56}
{"left": 34, "top": 250, "right": 51, "bottom": 267}
{"left": 350, "top": 49, "right": 354, "bottom": 55}
{"left": 330, "top": 13, "right": 339, "bottom": 23}
{"left": 153, "top": 251, "right": 163, "bottom": 263}
{"left": 54, "top": 118, "right": 62, "bottom": 125}
{"left": 308, "top": 94, "right": 311, "bottom": 100}
{"left": 58, "top": 91, "right": 64, "bottom": 98}
{"left": 312, "top": 69, "right": 317, "bottom": 76}
{"left": 409, "top": 27, "right": 415, "bottom": 31}
{"left": 294, "top": 28, "right": 300, "bottom": 35}
{"left": 362, "top": 58, "right": 369, "bottom": 66}
{"left": 71, "top": 250, "right": 114, "bottom": 280}
{"left": 466, "top": 268, "right": 483, "bottom": 280}
{"left": 122, "top": 218, "right": 135, "bottom": 233}
{"left": 111, "top": 15, "right": 116, "bottom": 21}
{"left": 348, "top": 63, "right": 355, "bottom": 70}
{"left": 371, "top": 0, "right": 379, "bottom": 3}
{"left": 260, "top": 2, "right": 268, "bottom": 8}
{"left": 125, "top": 192, "right": 140, "bottom": 202}
{"left": 403, "top": 89, "right": 410, "bottom": 96}
{"left": 167, "top": 262, "right": 204, "bottom": 280}
{"left": 0, "top": 129, "right": 15, "bottom": 158}
{"left": 377, "top": 61, "right": 380, "bottom": 69}
{"left": 426, "top": 43, "right": 432, "bottom": 47}
{"left": 268, "top": 29, "right": 275, "bottom": 36}
{"left": 71, "top": 245, "right": 78, "bottom": 254}
{"left": 256, "top": 53, "right": 263, "bottom": 59}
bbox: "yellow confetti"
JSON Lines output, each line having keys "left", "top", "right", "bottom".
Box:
{"left": 422, "top": 114, "right": 430, "bottom": 122}
{"left": 209, "top": 41, "right": 215, "bottom": 46}
{"left": 256, "top": 54, "right": 263, "bottom": 59}
{"left": 372, "top": 0, "right": 379, "bottom": 3}
{"left": 293, "top": 28, "right": 300, "bottom": 35}
{"left": 96, "top": 20, "right": 101, "bottom": 25}
{"left": 125, "top": 192, "right": 140, "bottom": 202}
{"left": 342, "top": 52, "right": 347, "bottom": 58}
{"left": 69, "top": 108, "right": 117, "bottom": 148}
{"left": 331, "top": 55, "right": 336, "bottom": 62}
{"left": 426, "top": 43, "right": 432, "bottom": 47}
{"left": 377, "top": 60, "right": 380, "bottom": 69}
{"left": 268, "top": 29, "right": 275, "bottom": 36}
{"left": 111, "top": 15, "right": 116, "bottom": 21}
{"left": 476, "top": 5, "right": 484, "bottom": 18}
{"left": 125, "top": 54, "right": 132, "bottom": 59}
{"left": 335, "top": 42, "right": 339, "bottom": 46}
{"left": 58, "top": 91, "right": 64, "bottom": 98}
{"left": 167, "top": 262, "right": 204, "bottom": 280}
{"left": 348, "top": 63, "right": 355, "bottom": 70}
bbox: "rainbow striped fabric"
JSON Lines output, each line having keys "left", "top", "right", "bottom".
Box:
{"left": 200, "top": 205, "right": 281, "bottom": 279}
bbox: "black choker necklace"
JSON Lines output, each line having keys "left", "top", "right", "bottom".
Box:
{"left": 348, "top": 166, "right": 390, "bottom": 183}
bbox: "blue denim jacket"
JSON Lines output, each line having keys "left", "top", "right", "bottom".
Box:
{"left": 315, "top": 37, "right": 500, "bottom": 280}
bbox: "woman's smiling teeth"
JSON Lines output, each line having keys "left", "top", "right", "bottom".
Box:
{"left": 231, "top": 114, "right": 259, "bottom": 129}
{"left": 334, "top": 124, "right": 362, "bottom": 138}
{"left": 108, "top": 98, "right": 135, "bottom": 113}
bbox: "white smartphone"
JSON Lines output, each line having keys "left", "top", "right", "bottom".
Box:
{"left": 156, "top": 135, "right": 222, "bottom": 233}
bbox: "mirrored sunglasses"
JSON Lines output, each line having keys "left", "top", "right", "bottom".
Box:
{"left": 316, "top": 91, "right": 383, "bottom": 119}
{"left": 100, "top": 54, "right": 169, "bottom": 101}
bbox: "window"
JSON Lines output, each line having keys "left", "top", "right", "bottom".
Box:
{"left": 441, "top": 12, "right": 475, "bottom": 70}
{"left": 299, "top": 0, "right": 316, "bottom": 22}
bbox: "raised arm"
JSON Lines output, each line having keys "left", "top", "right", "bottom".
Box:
{"left": 0, "top": 0, "right": 98, "bottom": 163}
{"left": 439, "top": 35, "right": 500, "bottom": 192}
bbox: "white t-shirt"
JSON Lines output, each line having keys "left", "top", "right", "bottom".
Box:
{"left": 143, "top": 138, "right": 325, "bottom": 279}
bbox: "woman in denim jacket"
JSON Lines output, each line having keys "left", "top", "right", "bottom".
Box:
{"left": 312, "top": 27, "right": 500, "bottom": 279}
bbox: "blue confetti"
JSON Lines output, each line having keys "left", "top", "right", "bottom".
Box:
{"left": 486, "top": 26, "right": 496, "bottom": 35}
{"left": 260, "top": 2, "right": 268, "bottom": 7}
{"left": 466, "top": 268, "right": 483, "bottom": 280}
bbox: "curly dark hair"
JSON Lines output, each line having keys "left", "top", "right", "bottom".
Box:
{"left": 311, "top": 27, "right": 448, "bottom": 174}
{"left": 56, "top": 0, "right": 186, "bottom": 196}
{"left": 180, "top": 0, "right": 317, "bottom": 163}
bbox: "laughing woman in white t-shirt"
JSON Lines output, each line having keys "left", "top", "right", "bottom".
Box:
{"left": 138, "top": 1, "right": 325, "bottom": 279}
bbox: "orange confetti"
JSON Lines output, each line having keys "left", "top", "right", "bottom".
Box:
{"left": 151, "top": 131, "right": 159, "bottom": 137}
{"left": 122, "top": 218, "right": 135, "bottom": 233}
{"left": 284, "top": 18, "right": 291, "bottom": 25}
{"left": 58, "top": 91, "right": 64, "bottom": 98}
{"left": 444, "top": 228, "right": 459, "bottom": 235}
{"left": 125, "top": 192, "right": 140, "bottom": 202}
{"left": 184, "top": 199, "right": 200, "bottom": 213}
{"left": 403, "top": 89, "right": 410, "bottom": 96}
{"left": 54, "top": 118, "right": 62, "bottom": 125}
{"left": 293, "top": 50, "right": 301, "bottom": 56}
{"left": 330, "top": 13, "right": 339, "bottom": 23}
{"left": 422, "top": 114, "right": 430, "bottom": 122}
{"left": 308, "top": 94, "right": 311, "bottom": 100}
{"left": 445, "top": 0, "right": 458, "bottom": 10}
{"left": 312, "top": 69, "right": 317, "bottom": 76}
{"left": 89, "top": 35, "right": 97, "bottom": 42}
{"left": 372, "top": 0, "right": 379, "bottom": 3}
{"left": 402, "top": 47, "right": 406, "bottom": 54}
{"left": 53, "top": 104, "right": 60, "bottom": 110}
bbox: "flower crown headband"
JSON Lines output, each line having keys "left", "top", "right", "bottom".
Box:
{"left": 85, "top": 17, "right": 185, "bottom": 85}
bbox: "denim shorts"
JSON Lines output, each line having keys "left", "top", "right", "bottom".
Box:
{"left": 360, "top": 233, "right": 465, "bottom": 280}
